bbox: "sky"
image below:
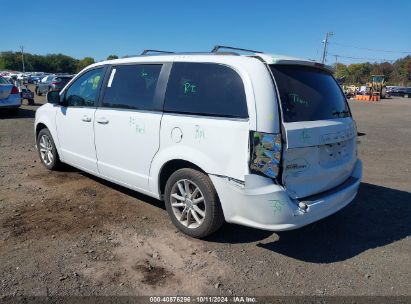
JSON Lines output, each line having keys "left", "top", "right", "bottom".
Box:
{"left": 2, "top": 0, "right": 411, "bottom": 64}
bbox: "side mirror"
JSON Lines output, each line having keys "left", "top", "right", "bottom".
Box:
{"left": 46, "top": 91, "right": 61, "bottom": 104}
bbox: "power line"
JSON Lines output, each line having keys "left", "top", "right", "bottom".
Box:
{"left": 329, "top": 42, "right": 411, "bottom": 54}
{"left": 329, "top": 53, "right": 396, "bottom": 63}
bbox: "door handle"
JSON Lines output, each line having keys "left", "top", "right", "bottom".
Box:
{"left": 81, "top": 115, "right": 92, "bottom": 122}
{"left": 96, "top": 117, "right": 109, "bottom": 124}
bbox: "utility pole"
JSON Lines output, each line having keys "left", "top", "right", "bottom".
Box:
{"left": 20, "top": 45, "right": 25, "bottom": 73}
{"left": 334, "top": 54, "right": 339, "bottom": 65}
{"left": 321, "top": 32, "right": 333, "bottom": 64}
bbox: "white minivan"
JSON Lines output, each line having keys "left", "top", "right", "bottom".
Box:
{"left": 35, "top": 47, "right": 362, "bottom": 238}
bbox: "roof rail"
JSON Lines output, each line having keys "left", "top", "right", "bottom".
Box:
{"left": 211, "top": 45, "right": 263, "bottom": 54}
{"left": 141, "top": 49, "right": 174, "bottom": 55}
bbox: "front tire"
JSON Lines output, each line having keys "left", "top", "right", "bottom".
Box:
{"left": 37, "top": 128, "right": 60, "bottom": 170}
{"left": 164, "top": 168, "right": 225, "bottom": 238}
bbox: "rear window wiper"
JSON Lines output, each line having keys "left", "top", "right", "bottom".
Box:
{"left": 332, "top": 110, "right": 350, "bottom": 117}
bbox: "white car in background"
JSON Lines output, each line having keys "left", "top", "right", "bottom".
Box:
{"left": 35, "top": 46, "right": 362, "bottom": 238}
{"left": 0, "top": 76, "right": 21, "bottom": 112}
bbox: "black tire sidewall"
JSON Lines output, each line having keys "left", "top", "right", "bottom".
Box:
{"left": 37, "top": 129, "right": 59, "bottom": 170}
{"left": 164, "top": 168, "right": 224, "bottom": 238}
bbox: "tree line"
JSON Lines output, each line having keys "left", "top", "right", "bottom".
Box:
{"left": 1, "top": 50, "right": 410, "bottom": 86}
{"left": 334, "top": 56, "right": 411, "bottom": 86}
{"left": 0, "top": 51, "right": 119, "bottom": 74}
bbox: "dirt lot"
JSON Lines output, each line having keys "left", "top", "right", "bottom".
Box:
{"left": 0, "top": 90, "right": 410, "bottom": 297}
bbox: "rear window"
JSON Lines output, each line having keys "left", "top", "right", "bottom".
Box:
{"left": 55, "top": 77, "right": 71, "bottom": 82}
{"left": 270, "top": 65, "right": 350, "bottom": 122}
{"left": 164, "top": 62, "right": 248, "bottom": 118}
{"left": 0, "top": 77, "right": 10, "bottom": 84}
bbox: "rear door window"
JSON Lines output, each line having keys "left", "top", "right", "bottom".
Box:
{"left": 164, "top": 62, "right": 248, "bottom": 118}
{"left": 102, "top": 64, "right": 162, "bottom": 110}
{"left": 270, "top": 65, "right": 350, "bottom": 122}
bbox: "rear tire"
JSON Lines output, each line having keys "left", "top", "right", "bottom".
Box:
{"left": 28, "top": 99, "right": 34, "bottom": 105}
{"left": 164, "top": 168, "right": 225, "bottom": 238}
{"left": 36, "top": 128, "right": 60, "bottom": 170}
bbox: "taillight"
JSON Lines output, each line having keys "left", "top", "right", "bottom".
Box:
{"left": 250, "top": 131, "right": 282, "bottom": 179}
{"left": 51, "top": 82, "right": 60, "bottom": 85}
{"left": 11, "top": 86, "right": 19, "bottom": 94}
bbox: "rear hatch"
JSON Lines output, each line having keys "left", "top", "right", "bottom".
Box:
{"left": 270, "top": 64, "right": 357, "bottom": 199}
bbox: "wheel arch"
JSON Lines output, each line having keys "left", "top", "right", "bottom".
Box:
{"left": 34, "top": 112, "right": 61, "bottom": 157}
{"left": 35, "top": 122, "right": 48, "bottom": 137}
{"left": 157, "top": 159, "right": 206, "bottom": 198}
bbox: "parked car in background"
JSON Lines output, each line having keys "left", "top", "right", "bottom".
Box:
{"left": 403, "top": 88, "right": 411, "bottom": 98}
{"left": 35, "top": 75, "right": 55, "bottom": 96}
{"left": 36, "top": 49, "right": 362, "bottom": 238}
{"left": 17, "top": 73, "right": 29, "bottom": 84}
{"left": 388, "top": 86, "right": 411, "bottom": 97}
{"left": 28, "top": 75, "right": 43, "bottom": 84}
{"left": 35, "top": 75, "right": 73, "bottom": 96}
{"left": 0, "top": 76, "right": 21, "bottom": 112}
{"left": 388, "top": 86, "right": 403, "bottom": 96}
{"left": 20, "top": 85, "right": 35, "bottom": 105}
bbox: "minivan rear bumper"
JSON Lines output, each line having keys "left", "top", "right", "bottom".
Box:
{"left": 210, "top": 159, "right": 362, "bottom": 231}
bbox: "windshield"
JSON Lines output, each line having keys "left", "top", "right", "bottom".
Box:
{"left": 270, "top": 65, "right": 350, "bottom": 122}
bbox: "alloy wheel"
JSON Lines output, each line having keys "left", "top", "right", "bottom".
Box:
{"left": 170, "top": 179, "right": 206, "bottom": 229}
{"left": 39, "top": 134, "right": 54, "bottom": 166}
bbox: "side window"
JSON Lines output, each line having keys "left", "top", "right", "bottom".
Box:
{"left": 102, "top": 64, "right": 162, "bottom": 110}
{"left": 164, "top": 63, "right": 248, "bottom": 118}
{"left": 65, "top": 68, "right": 103, "bottom": 107}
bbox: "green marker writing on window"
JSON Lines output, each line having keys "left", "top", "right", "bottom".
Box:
{"left": 184, "top": 81, "right": 197, "bottom": 94}
{"left": 289, "top": 93, "right": 308, "bottom": 106}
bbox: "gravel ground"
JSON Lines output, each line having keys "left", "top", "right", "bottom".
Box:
{"left": 0, "top": 90, "right": 410, "bottom": 297}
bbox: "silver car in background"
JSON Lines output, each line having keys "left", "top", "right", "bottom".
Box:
{"left": 35, "top": 75, "right": 73, "bottom": 96}
{"left": 0, "top": 76, "right": 21, "bottom": 112}
{"left": 35, "top": 75, "right": 55, "bottom": 96}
